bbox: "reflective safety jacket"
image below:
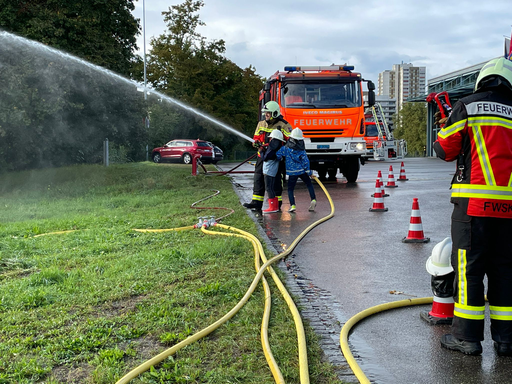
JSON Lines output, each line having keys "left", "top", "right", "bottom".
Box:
{"left": 253, "top": 117, "right": 291, "bottom": 157}
{"left": 434, "top": 89, "right": 512, "bottom": 218}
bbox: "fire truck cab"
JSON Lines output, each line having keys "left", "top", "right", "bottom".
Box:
{"left": 259, "top": 65, "right": 376, "bottom": 182}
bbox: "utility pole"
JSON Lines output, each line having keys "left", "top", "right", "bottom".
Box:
{"left": 143, "top": 0, "right": 147, "bottom": 100}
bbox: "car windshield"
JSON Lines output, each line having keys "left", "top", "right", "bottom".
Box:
{"left": 281, "top": 81, "right": 361, "bottom": 108}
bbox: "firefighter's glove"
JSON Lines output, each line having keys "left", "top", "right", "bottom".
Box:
{"left": 307, "top": 170, "right": 313, "bottom": 176}
{"left": 253, "top": 140, "right": 262, "bottom": 149}
{"left": 438, "top": 117, "right": 448, "bottom": 126}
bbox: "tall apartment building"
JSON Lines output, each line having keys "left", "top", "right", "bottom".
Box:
{"left": 378, "top": 63, "right": 426, "bottom": 111}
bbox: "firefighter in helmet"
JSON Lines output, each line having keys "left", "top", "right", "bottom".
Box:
{"left": 243, "top": 101, "right": 291, "bottom": 210}
{"left": 434, "top": 56, "right": 512, "bottom": 356}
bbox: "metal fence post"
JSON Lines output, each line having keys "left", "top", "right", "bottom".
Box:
{"left": 104, "top": 138, "right": 109, "bottom": 167}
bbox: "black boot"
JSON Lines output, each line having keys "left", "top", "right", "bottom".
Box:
{"left": 441, "top": 334, "right": 482, "bottom": 355}
{"left": 243, "top": 200, "right": 262, "bottom": 210}
{"left": 494, "top": 342, "right": 512, "bottom": 356}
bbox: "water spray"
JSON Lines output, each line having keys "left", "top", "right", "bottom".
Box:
{"left": 0, "top": 30, "right": 254, "bottom": 144}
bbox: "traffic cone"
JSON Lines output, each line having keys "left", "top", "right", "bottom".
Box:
{"left": 402, "top": 198, "right": 430, "bottom": 243}
{"left": 420, "top": 295, "right": 454, "bottom": 325}
{"left": 385, "top": 165, "right": 398, "bottom": 188}
{"left": 369, "top": 179, "right": 388, "bottom": 212}
{"left": 398, "top": 162, "right": 408, "bottom": 181}
{"left": 372, "top": 170, "right": 389, "bottom": 197}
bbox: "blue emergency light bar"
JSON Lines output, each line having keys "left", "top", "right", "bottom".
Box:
{"left": 284, "top": 65, "right": 354, "bottom": 72}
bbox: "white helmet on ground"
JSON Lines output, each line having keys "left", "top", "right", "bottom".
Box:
{"left": 290, "top": 127, "right": 304, "bottom": 140}
{"left": 261, "top": 101, "right": 281, "bottom": 118}
{"left": 426, "top": 237, "right": 453, "bottom": 276}
{"left": 269, "top": 129, "right": 285, "bottom": 142}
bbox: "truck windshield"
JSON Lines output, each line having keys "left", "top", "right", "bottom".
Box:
{"left": 365, "top": 124, "right": 380, "bottom": 137}
{"left": 281, "top": 81, "right": 361, "bottom": 108}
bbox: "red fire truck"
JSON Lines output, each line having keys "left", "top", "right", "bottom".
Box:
{"left": 258, "top": 65, "right": 376, "bottom": 182}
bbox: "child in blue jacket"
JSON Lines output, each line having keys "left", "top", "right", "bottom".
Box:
{"left": 262, "top": 129, "right": 285, "bottom": 213}
{"left": 276, "top": 128, "right": 316, "bottom": 212}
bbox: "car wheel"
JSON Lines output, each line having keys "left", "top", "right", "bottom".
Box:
{"left": 152, "top": 153, "right": 161, "bottom": 163}
{"left": 182, "top": 153, "right": 192, "bottom": 164}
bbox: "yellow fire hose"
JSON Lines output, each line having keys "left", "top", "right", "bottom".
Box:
{"left": 132, "top": 226, "right": 195, "bottom": 233}
{"left": 339, "top": 297, "right": 434, "bottom": 383}
{"left": 117, "top": 176, "right": 334, "bottom": 383}
{"left": 200, "top": 226, "right": 285, "bottom": 383}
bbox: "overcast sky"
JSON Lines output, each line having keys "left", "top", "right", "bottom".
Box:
{"left": 132, "top": 0, "right": 511, "bottom": 86}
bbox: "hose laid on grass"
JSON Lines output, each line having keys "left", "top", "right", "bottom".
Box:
{"left": 132, "top": 226, "right": 194, "bottom": 233}
{"left": 201, "top": 226, "right": 285, "bottom": 383}
{"left": 339, "top": 297, "right": 433, "bottom": 384}
{"left": 117, "top": 176, "right": 334, "bottom": 384}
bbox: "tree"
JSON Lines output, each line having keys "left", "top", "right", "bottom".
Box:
{"left": 0, "top": 1, "right": 147, "bottom": 172}
{"left": 146, "top": 0, "right": 263, "bottom": 154}
{"left": 392, "top": 102, "right": 427, "bottom": 156}
{"left": 0, "top": 0, "right": 140, "bottom": 77}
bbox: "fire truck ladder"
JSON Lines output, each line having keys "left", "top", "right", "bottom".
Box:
{"left": 369, "top": 103, "right": 407, "bottom": 160}
{"left": 369, "top": 103, "right": 393, "bottom": 141}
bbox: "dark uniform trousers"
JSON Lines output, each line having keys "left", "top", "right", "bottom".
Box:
{"left": 451, "top": 204, "right": 512, "bottom": 343}
{"left": 252, "top": 154, "right": 284, "bottom": 203}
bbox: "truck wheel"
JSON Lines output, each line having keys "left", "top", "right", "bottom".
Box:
{"left": 343, "top": 157, "right": 360, "bottom": 183}
{"left": 328, "top": 168, "right": 337, "bottom": 181}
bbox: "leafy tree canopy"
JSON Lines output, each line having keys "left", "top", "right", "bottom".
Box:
{"left": 392, "top": 102, "right": 427, "bottom": 156}
{"left": 0, "top": 0, "right": 140, "bottom": 76}
{"left": 146, "top": 0, "right": 263, "bottom": 152}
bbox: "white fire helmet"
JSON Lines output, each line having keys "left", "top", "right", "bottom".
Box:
{"left": 269, "top": 129, "right": 285, "bottom": 142}
{"left": 290, "top": 127, "right": 304, "bottom": 140}
{"left": 425, "top": 237, "right": 453, "bottom": 276}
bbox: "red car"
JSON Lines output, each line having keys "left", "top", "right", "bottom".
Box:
{"left": 151, "top": 139, "right": 214, "bottom": 164}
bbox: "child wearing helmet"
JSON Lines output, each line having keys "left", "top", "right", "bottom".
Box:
{"left": 261, "top": 129, "right": 286, "bottom": 214}
{"left": 276, "top": 128, "right": 316, "bottom": 212}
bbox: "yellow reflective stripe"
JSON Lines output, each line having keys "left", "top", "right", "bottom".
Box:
{"left": 457, "top": 249, "right": 467, "bottom": 305}
{"left": 490, "top": 305, "right": 512, "bottom": 321}
{"left": 471, "top": 125, "right": 496, "bottom": 186}
{"left": 509, "top": 173, "right": 512, "bottom": 187}
{"left": 468, "top": 116, "right": 512, "bottom": 130}
{"left": 451, "top": 184, "right": 512, "bottom": 200}
{"left": 454, "top": 303, "right": 486, "bottom": 320}
{"left": 252, "top": 195, "right": 264, "bottom": 201}
{"left": 438, "top": 120, "right": 466, "bottom": 139}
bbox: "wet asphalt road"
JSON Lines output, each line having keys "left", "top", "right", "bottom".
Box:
{"left": 217, "top": 157, "right": 512, "bottom": 384}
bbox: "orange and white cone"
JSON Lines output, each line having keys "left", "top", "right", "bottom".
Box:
{"left": 398, "top": 162, "right": 408, "bottom": 181}
{"left": 369, "top": 179, "right": 388, "bottom": 212}
{"left": 372, "top": 170, "right": 389, "bottom": 197}
{"left": 402, "top": 198, "right": 430, "bottom": 243}
{"left": 385, "top": 165, "right": 398, "bottom": 188}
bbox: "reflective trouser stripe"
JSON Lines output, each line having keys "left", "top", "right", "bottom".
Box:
{"left": 457, "top": 249, "right": 468, "bottom": 305}
{"left": 253, "top": 195, "right": 282, "bottom": 201}
{"left": 490, "top": 306, "right": 512, "bottom": 321}
{"left": 454, "top": 303, "right": 485, "bottom": 320}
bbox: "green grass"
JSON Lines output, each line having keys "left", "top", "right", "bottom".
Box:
{"left": 0, "top": 163, "right": 344, "bottom": 383}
